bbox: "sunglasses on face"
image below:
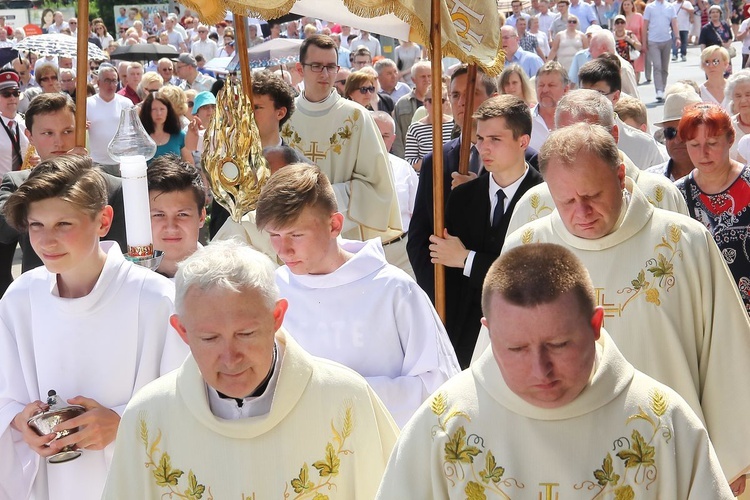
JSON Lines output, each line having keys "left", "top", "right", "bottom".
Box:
{"left": 39, "top": 75, "right": 58, "bottom": 82}
{"left": 568, "top": 20, "right": 578, "bottom": 24}
{"left": 358, "top": 86, "right": 376, "bottom": 94}
{"left": 0, "top": 90, "right": 19, "bottom": 98}
{"left": 615, "top": 20, "right": 625, "bottom": 24}
{"left": 703, "top": 58, "right": 722, "bottom": 66}
{"left": 334, "top": 79, "right": 347, "bottom": 85}
{"left": 424, "top": 97, "right": 447, "bottom": 104}
{"left": 187, "top": 101, "right": 194, "bottom": 107}
{"left": 663, "top": 127, "right": 678, "bottom": 140}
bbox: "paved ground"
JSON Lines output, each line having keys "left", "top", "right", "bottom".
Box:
{"left": 639, "top": 40, "right": 742, "bottom": 132}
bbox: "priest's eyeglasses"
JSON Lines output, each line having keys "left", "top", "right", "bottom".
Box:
{"left": 303, "top": 63, "right": 340, "bottom": 73}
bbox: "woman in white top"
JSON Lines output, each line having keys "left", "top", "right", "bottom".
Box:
{"left": 700, "top": 46, "right": 730, "bottom": 109}
{"left": 726, "top": 69, "right": 750, "bottom": 159}
{"left": 94, "top": 22, "right": 114, "bottom": 51}
{"left": 394, "top": 40, "right": 422, "bottom": 86}
{"left": 404, "top": 84, "right": 453, "bottom": 172}
{"left": 529, "top": 16, "right": 551, "bottom": 58}
{"left": 548, "top": 15, "right": 588, "bottom": 72}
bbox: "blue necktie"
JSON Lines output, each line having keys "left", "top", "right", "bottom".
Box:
{"left": 492, "top": 190, "right": 506, "bottom": 228}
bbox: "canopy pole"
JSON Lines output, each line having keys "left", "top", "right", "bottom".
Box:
{"left": 430, "top": 0, "right": 446, "bottom": 322}
{"left": 458, "top": 64, "right": 477, "bottom": 175}
{"left": 234, "top": 14, "right": 255, "bottom": 103}
{"left": 74, "top": 0, "right": 89, "bottom": 148}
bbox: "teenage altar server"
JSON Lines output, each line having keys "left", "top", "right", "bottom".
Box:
{"left": 102, "top": 240, "right": 398, "bottom": 499}
{"left": 256, "top": 164, "right": 460, "bottom": 427}
{"left": 501, "top": 123, "right": 750, "bottom": 494}
{"left": 0, "top": 155, "right": 186, "bottom": 500}
{"left": 376, "top": 243, "right": 734, "bottom": 499}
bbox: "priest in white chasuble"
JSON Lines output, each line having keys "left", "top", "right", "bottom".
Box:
{"left": 507, "top": 90, "right": 688, "bottom": 236}
{"left": 502, "top": 123, "right": 750, "bottom": 495}
{"left": 255, "top": 164, "right": 460, "bottom": 428}
{"left": 281, "top": 34, "right": 403, "bottom": 244}
{"left": 376, "top": 244, "right": 734, "bottom": 499}
{"left": 103, "top": 240, "right": 398, "bottom": 499}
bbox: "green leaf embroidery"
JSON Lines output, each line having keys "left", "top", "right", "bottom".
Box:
{"left": 478, "top": 450, "right": 504, "bottom": 484}
{"left": 647, "top": 254, "right": 674, "bottom": 285}
{"left": 444, "top": 426, "right": 481, "bottom": 464}
{"left": 593, "top": 453, "right": 621, "bottom": 486}
{"left": 464, "top": 480, "right": 487, "bottom": 500}
{"left": 184, "top": 470, "right": 205, "bottom": 499}
{"left": 153, "top": 452, "right": 183, "bottom": 487}
{"left": 291, "top": 464, "right": 313, "bottom": 493}
{"left": 313, "top": 443, "right": 341, "bottom": 477}
{"left": 631, "top": 269, "right": 646, "bottom": 290}
{"left": 616, "top": 430, "right": 655, "bottom": 468}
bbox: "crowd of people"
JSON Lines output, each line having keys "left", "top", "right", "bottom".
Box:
{"left": 0, "top": 3, "right": 749, "bottom": 499}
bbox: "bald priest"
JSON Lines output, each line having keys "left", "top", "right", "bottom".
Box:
{"left": 376, "top": 244, "right": 733, "bottom": 499}
{"left": 103, "top": 241, "right": 398, "bottom": 499}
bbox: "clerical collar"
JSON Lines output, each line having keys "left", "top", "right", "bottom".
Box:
{"left": 608, "top": 189, "right": 631, "bottom": 236}
{"left": 217, "top": 343, "right": 277, "bottom": 406}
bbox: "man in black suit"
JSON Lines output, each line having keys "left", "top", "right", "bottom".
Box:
{"left": 407, "top": 66, "right": 538, "bottom": 302}
{"left": 0, "top": 94, "right": 127, "bottom": 295}
{"left": 429, "top": 95, "right": 543, "bottom": 367}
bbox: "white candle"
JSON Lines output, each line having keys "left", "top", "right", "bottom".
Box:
{"left": 119, "top": 155, "right": 153, "bottom": 256}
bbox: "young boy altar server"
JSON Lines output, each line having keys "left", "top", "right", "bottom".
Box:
{"left": 0, "top": 155, "right": 186, "bottom": 500}
{"left": 255, "top": 164, "right": 460, "bottom": 427}
{"left": 103, "top": 240, "right": 398, "bottom": 499}
{"left": 376, "top": 243, "right": 734, "bottom": 498}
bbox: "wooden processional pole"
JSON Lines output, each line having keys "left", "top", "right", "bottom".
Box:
{"left": 430, "top": 0, "right": 446, "bottom": 322}
{"left": 74, "top": 0, "right": 89, "bottom": 148}
{"left": 233, "top": 14, "right": 255, "bottom": 104}
{"left": 458, "top": 64, "right": 477, "bottom": 175}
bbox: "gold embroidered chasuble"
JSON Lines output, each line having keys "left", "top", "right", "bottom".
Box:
{"left": 507, "top": 155, "right": 688, "bottom": 236}
{"left": 282, "top": 91, "right": 403, "bottom": 242}
{"left": 501, "top": 181, "right": 750, "bottom": 483}
{"left": 102, "top": 329, "right": 398, "bottom": 499}
{"left": 376, "top": 331, "right": 732, "bottom": 499}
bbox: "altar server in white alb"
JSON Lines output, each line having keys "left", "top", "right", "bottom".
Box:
{"left": 501, "top": 123, "right": 750, "bottom": 495}
{"left": 377, "top": 243, "right": 734, "bottom": 499}
{"left": 0, "top": 155, "right": 187, "bottom": 500}
{"left": 103, "top": 240, "right": 399, "bottom": 499}
{"left": 256, "top": 164, "right": 460, "bottom": 427}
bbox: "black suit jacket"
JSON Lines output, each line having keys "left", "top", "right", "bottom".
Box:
{"left": 0, "top": 169, "right": 128, "bottom": 295}
{"left": 406, "top": 136, "right": 539, "bottom": 302}
{"left": 444, "top": 167, "right": 544, "bottom": 367}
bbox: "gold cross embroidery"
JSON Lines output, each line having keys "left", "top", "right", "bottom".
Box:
{"left": 538, "top": 483, "right": 560, "bottom": 500}
{"left": 303, "top": 141, "right": 327, "bottom": 162}
{"left": 595, "top": 288, "right": 624, "bottom": 320}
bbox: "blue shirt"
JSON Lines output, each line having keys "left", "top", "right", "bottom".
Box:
{"left": 507, "top": 49, "right": 544, "bottom": 78}
{"left": 644, "top": 0, "right": 677, "bottom": 42}
{"left": 151, "top": 131, "right": 185, "bottom": 163}
{"left": 569, "top": 2, "right": 598, "bottom": 30}
{"left": 568, "top": 49, "right": 591, "bottom": 85}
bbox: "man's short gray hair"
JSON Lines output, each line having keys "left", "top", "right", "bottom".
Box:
{"left": 555, "top": 89, "right": 614, "bottom": 129}
{"left": 60, "top": 68, "right": 75, "bottom": 79}
{"left": 174, "top": 239, "right": 279, "bottom": 314}
{"left": 411, "top": 60, "right": 431, "bottom": 79}
{"left": 371, "top": 110, "right": 395, "bottom": 132}
{"left": 590, "top": 30, "right": 616, "bottom": 53}
{"left": 374, "top": 58, "right": 397, "bottom": 74}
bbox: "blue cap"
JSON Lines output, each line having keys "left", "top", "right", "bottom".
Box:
{"left": 192, "top": 91, "right": 216, "bottom": 115}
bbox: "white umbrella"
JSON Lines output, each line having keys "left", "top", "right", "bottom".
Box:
{"left": 290, "top": 0, "right": 410, "bottom": 40}
{"left": 247, "top": 38, "right": 302, "bottom": 67}
{"left": 15, "top": 33, "right": 107, "bottom": 60}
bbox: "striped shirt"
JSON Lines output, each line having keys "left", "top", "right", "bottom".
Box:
{"left": 404, "top": 120, "right": 455, "bottom": 166}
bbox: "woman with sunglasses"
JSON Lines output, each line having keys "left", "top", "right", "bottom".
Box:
{"left": 548, "top": 15, "right": 588, "bottom": 73}
{"left": 94, "top": 22, "right": 114, "bottom": 51}
{"left": 343, "top": 70, "right": 394, "bottom": 114}
{"left": 404, "top": 84, "right": 453, "bottom": 172}
{"left": 699, "top": 5, "right": 734, "bottom": 75}
{"left": 674, "top": 102, "right": 750, "bottom": 314}
{"left": 34, "top": 63, "right": 60, "bottom": 94}
{"left": 613, "top": 14, "right": 642, "bottom": 67}
{"left": 700, "top": 46, "right": 730, "bottom": 108}
{"left": 620, "top": 0, "right": 646, "bottom": 83}
{"left": 726, "top": 69, "right": 750, "bottom": 159}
